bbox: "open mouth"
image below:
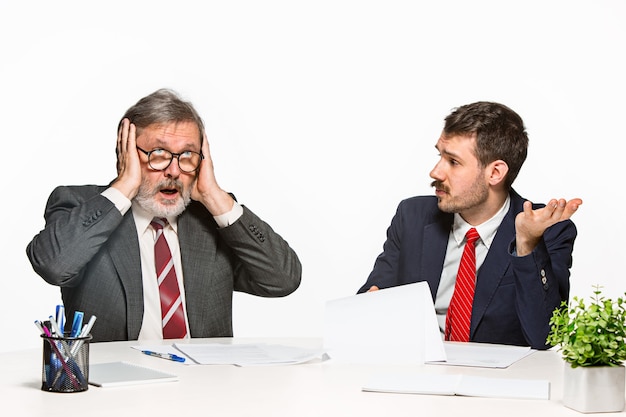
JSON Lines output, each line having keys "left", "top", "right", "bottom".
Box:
{"left": 159, "top": 187, "right": 180, "bottom": 198}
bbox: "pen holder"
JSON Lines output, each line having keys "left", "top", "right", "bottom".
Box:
{"left": 41, "top": 333, "right": 91, "bottom": 393}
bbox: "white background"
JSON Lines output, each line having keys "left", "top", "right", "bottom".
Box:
{"left": 2, "top": 1, "right": 624, "bottom": 353}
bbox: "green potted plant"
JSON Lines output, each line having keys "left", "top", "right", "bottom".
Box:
{"left": 547, "top": 286, "right": 626, "bottom": 413}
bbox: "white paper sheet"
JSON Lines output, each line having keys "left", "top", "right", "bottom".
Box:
{"left": 323, "top": 282, "right": 446, "bottom": 364}
{"left": 132, "top": 343, "right": 325, "bottom": 366}
{"left": 427, "top": 341, "right": 534, "bottom": 368}
{"left": 172, "top": 343, "right": 324, "bottom": 366}
{"left": 363, "top": 373, "right": 550, "bottom": 400}
{"left": 89, "top": 361, "right": 178, "bottom": 387}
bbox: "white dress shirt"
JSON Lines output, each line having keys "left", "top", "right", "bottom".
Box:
{"left": 101, "top": 187, "right": 243, "bottom": 339}
{"left": 434, "top": 196, "right": 510, "bottom": 332}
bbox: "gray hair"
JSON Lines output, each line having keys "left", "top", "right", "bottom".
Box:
{"left": 119, "top": 88, "right": 205, "bottom": 140}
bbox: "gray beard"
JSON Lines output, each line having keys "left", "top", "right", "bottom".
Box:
{"left": 134, "top": 181, "right": 191, "bottom": 218}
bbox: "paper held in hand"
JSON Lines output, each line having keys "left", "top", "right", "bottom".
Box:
{"left": 323, "top": 281, "right": 446, "bottom": 364}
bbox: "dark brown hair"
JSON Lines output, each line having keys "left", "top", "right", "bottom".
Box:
{"left": 443, "top": 101, "right": 528, "bottom": 189}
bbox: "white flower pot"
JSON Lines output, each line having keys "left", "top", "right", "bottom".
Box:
{"left": 563, "top": 364, "right": 625, "bottom": 413}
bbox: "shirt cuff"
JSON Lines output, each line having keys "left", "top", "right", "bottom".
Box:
{"left": 102, "top": 187, "right": 132, "bottom": 215}
{"left": 214, "top": 201, "right": 243, "bottom": 228}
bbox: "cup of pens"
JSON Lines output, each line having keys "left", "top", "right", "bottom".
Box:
{"left": 37, "top": 308, "right": 96, "bottom": 393}
{"left": 41, "top": 332, "right": 91, "bottom": 392}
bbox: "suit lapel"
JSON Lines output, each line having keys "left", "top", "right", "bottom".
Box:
{"left": 470, "top": 193, "right": 522, "bottom": 336}
{"left": 421, "top": 215, "right": 453, "bottom": 301}
{"left": 107, "top": 211, "right": 144, "bottom": 339}
{"left": 177, "top": 207, "right": 218, "bottom": 336}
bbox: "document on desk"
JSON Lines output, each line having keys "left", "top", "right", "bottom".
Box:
{"left": 426, "top": 341, "right": 535, "bottom": 368}
{"left": 324, "top": 281, "right": 446, "bottom": 364}
{"left": 170, "top": 343, "right": 325, "bottom": 366}
{"left": 89, "top": 361, "right": 178, "bottom": 387}
{"left": 363, "top": 373, "right": 550, "bottom": 400}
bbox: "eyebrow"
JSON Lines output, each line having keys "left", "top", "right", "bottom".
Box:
{"left": 435, "top": 144, "right": 461, "bottom": 160}
{"left": 150, "top": 138, "right": 200, "bottom": 152}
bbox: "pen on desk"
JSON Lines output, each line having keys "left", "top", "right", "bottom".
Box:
{"left": 142, "top": 350, "right": 186, "bottom": 363}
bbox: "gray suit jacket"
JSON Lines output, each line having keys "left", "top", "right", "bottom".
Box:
{"left": 26, "top": 185, "right": 302, "bottom": 342}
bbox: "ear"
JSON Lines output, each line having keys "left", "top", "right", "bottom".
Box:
{"left": 486, "top": 160, "right": 509, "bottom": 186}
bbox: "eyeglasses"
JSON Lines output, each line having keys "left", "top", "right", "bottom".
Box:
{"left": 136, "top": 146, "right": 204, "bottom": 173}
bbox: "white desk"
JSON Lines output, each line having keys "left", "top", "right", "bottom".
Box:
{"left": 1, "top": 337, "right": 617, "bottom": 416}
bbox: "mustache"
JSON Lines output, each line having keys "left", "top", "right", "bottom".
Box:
{"left": 431, "top": 181, "right": 448, "bottom": 193}
{"left": 156, "top": 179, "right": 183, "bottom": 192}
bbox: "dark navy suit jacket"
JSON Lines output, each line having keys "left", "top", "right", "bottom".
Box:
{"left": 359, "top": 189, "right": 577, "bottom": 350}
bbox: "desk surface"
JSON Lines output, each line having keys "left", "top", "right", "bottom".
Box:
{"left": 1, "top": 337, "right": 618, "bottom": 416}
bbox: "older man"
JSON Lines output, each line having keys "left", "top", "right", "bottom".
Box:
{"left": 27, "top": 89, "right": 301, "bottom": 342}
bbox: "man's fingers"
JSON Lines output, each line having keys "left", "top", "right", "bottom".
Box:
{"left": 561, "top": 198, "right": 583, "bottom": 220}
{"left": 550, "top": 198, "right": 566, "bottom": 219}
{"left": 549, "top": 198, "right": 583, "bottom": 221}
{"left": 202, "top": 132, "right": 209, "bottom": 155}
{"left": 523, "top": 200, "right": 534, "bottom": 215}
{"left": 118, "top": 118, "right": 133, "bottom": 154}
{"left": 128, "top": 122, "right": 136, "bottom": 149}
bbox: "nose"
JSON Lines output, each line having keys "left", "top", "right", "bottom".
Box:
{"left": 163, "top": 157, "right": 182, "bottom": 178}
{"left": 429, "top": 159, "right": 444, "bottom": 181}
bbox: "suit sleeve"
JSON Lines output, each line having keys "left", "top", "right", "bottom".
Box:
{"left": 510, "top": 219, "right": 577, "bottom": 349}
{"left": 217, "top": 206, "right": 302, "bottom": 297}
{"left": 26, "top": 186, "right": 124, "bottom": 286}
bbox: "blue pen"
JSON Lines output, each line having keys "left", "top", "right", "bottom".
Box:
{"left": 142, "top": 350, "right": 186, "bottom": 363}
{"left": 55, "top": 305, "right": 65, "bottom": 334}
{"left": 70, "top": 315, "right": 97, "bottom": 357}
{"left": 70, "top": 311, "right": 84, "bottom": 337}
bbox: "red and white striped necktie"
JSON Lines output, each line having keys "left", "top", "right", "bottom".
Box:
{"left": 150, "top": 218, "right": 187, "bottom": 339}
{"left": 445, "top": 227, "right": 480, "bottom": 342}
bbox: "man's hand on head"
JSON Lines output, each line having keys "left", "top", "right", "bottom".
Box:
{"left": 191, "top": 132, "right": 235, "bottom": 216}
{"left": 111, "top": 118, "right": 142, "bottom": 200}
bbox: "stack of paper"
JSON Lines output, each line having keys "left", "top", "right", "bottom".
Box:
{"left": 363, "top": 373, "right": 550, "bottom": 400}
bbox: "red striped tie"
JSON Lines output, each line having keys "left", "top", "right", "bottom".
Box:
{"left": 151, "top": 218, "right": 187, "bottom": 339}
{"left": 445, "top": 227, "right": 480, "bottom": 342}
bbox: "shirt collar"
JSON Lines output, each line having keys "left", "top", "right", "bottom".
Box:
{"left": 131, "top": 201, "right": 179, "bottom": 235}
{"left": 452, "top": 195, "right": 510, "bottom": 249}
